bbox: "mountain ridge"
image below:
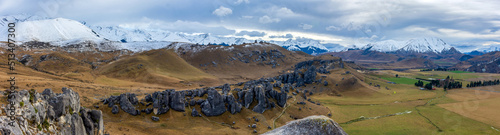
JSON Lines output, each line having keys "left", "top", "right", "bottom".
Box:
{"left": 357, "top": 37, "right": 457, "bottom": 54}
{"left": 0, "top": 14, "right": 329, "bottom": 54}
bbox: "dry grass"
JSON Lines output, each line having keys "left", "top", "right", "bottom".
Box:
{"left": 439, "top": 88, "right": 500, "bottom": 128}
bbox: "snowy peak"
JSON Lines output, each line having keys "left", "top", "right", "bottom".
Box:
{"left": 0, "top": 14, "right": 50, "bottom": 27}
{"left": 361, "top": 37, "right": 454, "bottom": 54}
{"left": 361, "top": 40, "right": 406, "bottom": 52}
{"left": 269, "top": 38, "right": 330, "bottom": 55}
{"left": 88, "top": 24, "right": 330, "bottom": 54}
{"left": 1, "top": 15, "right": 330, "bottom": 54}
{"left": 399, "top": 37, "right": 451, "bottom": 53}
{"left": 1, "top": 17, "right": 101, "bottom": 43}
{"left": 279, "top": 38, "right": 328, "bottom": 50}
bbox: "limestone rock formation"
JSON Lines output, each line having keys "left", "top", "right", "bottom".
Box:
{"left": 1, "top": 88, "right": 104, "bottom": 135}
{"left": 263, "top": 115, "right": 347, "bottom": 135}
{"left": 200, "top": 90, "right": 226, "bottom": 116}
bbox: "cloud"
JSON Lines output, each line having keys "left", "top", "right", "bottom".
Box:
{"left": 119, "top": 18, "right": 235, "bottom": 35}
{"left": 299, "top": 23, "right": 313, "bottom": 30}
{"left": 235, "top": 30, "right": 266, "bottom": 37}
{"left": 213, "top": 6, "right": 232, "bottom": 17}
{"left": 242, "top": 16, "right": 253, "bottom": 19}
{"left": 269, "top": 34, "right": 293, "bottom": 38}
{"left": 326, "top": 25, "right": 341, "bottom": 31}
{"left": 234, "top": 0, "right": 249, "bottom": 4}
{"left": 275, "top": 7, "right": 294, "bottom": 17}
{"left": 259, "top": 15, "right": 280, "bottom": 23}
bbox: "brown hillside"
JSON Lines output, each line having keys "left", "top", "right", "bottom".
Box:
{"left": 97, "top": 49, "right": 218, "bottom": 86}
{"left": 451, "top": 51, "right": 500, "bottom": 71}
{"left": 167, "top": 42, "right": 313, "bottom": 84}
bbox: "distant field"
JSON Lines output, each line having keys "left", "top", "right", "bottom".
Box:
{"left": 410, "top": 71, "right": 480, "bottom": 83}
{"left": 381, "top": 77, "right": 419, "bottom": 85}
{"left": 433, "top": 60, "right": 456, "bottom": 66}
{"left": 448, "top": 70, "right": 474, "bottom": 73}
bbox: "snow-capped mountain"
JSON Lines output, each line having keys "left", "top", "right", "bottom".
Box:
{"left": 87, "top": 24, "right": 329, "bottom": 54}
{"left": 360, "top": 37, "right": 455, "bottom": 54}
{"left": 1, "top": 15, "right": 329, "bottom": 54}
{"left": 0, "top": 14, "right": 52, "bottom": 41}
{"left": 361, "top": 40, "right": 406, "bottom": 52}
{"left": 398, "top": 37, "right": 451, "bottom": 53}
{"left": 15, "top": 18, "right": 102, "bottom": 43}
{"left": 269, "top": 38, "right": 330, "bottom": 54}
{"left": 469, "top": 46, "right": 500, "bottom": 54}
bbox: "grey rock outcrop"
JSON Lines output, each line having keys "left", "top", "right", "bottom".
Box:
{"left": 252, "top": 86, "right": 269, "bottom": 113}
{"left": 152, "top": 91, "right": 170, "bottom": 115}
{"left": 47, "top": 87, "right": 81, "bottom": 118}
{"left": 119, "top": 93, "right": 139, "bottom": 115}
{"left": 1, "top": 88, "right": 104, "bottom": 135}
{"left": 200, "top": 90, "right": 226, "bottom": 116}
{"left": 152, "top": 116, "right": 160, "bottom": 121}
{"left": 191, "top": 108, "right": 201, "bottom": 117}
{"left": 169, "top": 91, "right": 186, "bottom": 112}
{"left": 275, "top": 90, "right": 287, "bottom": 107}
{"left": 243, "top": 89, "right": 254, "bottom": 108}
{"left": 263, "top": 115, "right": 347, "bottom": 135}
{"left": 221, "top": 83, "right": 231, "bottom": 95}
{"left": 111, "top": 105, "right": 119, "bottom": 114}
{"left": 225, "top": 94, "right": 242, "bottom": 114}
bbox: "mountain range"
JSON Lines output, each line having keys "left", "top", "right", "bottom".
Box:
{"left": 326, "top": 37, "right": 465, "bottom": 69}
{"left": 0, "top": 14, "right": 329, "bottom": 54}
{"left": 356, "top": 37, "right": 456, "bottom": 54}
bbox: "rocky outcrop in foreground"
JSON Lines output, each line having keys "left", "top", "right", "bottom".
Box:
{"left": 263, "top": 115, "right": 347, "bottom": 135}
{"left": 1, "top": 88, "right": 104, "bottom": 135}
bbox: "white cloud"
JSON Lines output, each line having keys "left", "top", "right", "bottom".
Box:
{"left": 275, "top": 7, "right": 294, "bottom": 16}
{"left": 213, "top": 6, "right": 232, "bottom": 17}
{"left": 242, "top": 16, "right": 253, "bottom": 19}
{"left": 326, "top": 25, "right": 341, "bottom": 31}
{"left": 118, "top": 18, "right": 235, "bottom": 35}
{"left": 235, "top": 0, "right": 249, "bottom": 4}
{"left": 259, "top": 15, "right": 280, "bottom": 24}
{"left": 269, "top": 33, "right": 293, "bottom": 38}
{"left": 260, "top": 6, "right": 298, "bottom": 18}
{"left": 481, "top": 41, "right": 500, "bottom": 46}
{"left": 235, "top": 30, "right": 266, "bottom": 37}
{"left": 299, "top": 23, "right": 313, "bottom": 30}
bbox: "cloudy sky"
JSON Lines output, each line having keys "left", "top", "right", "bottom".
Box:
{"left": 2, "top": 0, "right": 500, "bottom": 52}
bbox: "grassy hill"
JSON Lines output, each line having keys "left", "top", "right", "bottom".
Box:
{"left": 98, "top": 49, "right": 217, "bottom": 86}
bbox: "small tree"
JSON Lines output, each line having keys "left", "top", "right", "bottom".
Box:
{"left": 395, "top": 74, "right": 399, "bottom": 78}
{"left": 424, "top": 83, "right": 433, "bottom": 90}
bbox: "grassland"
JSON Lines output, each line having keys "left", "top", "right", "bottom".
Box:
{"left": 448, "top": 70, "right": 474, "bottom": 73}
{"left": 313, "top": 70, "right": 500, "bottom": 134}
{"left": 381, "top": 77, "right": 420, "bottom": 85}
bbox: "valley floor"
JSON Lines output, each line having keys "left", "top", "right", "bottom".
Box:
{"left": 314, "top": 70, "right": 500, "bottom": 134}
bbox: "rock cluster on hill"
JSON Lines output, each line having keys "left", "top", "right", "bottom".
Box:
{"left": 231, "top": 49, "right": 285, "bottom": 68}
{"left": 103, "top": 58, "right": 341, "bottom": 118}
{"left": 0, "top": 88, "right": 104, "bottom": 135}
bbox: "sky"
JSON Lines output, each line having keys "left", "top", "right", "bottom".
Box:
{"left": 1, "top": 0, "right": 500, "bottom": 52}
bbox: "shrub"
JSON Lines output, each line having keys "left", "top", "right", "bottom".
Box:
{"left": 42, "top": 119, "right": 50, "bottom": 130}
